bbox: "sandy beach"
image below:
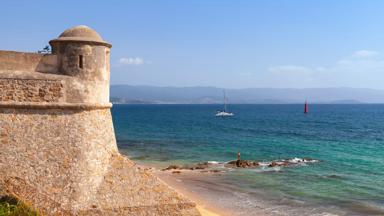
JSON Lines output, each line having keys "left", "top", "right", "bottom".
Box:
{"left": 135, "top": 162, "right": 230, "bottom": 216}
{"left": 154, "top": 171, "right": 230, "bottom": 216}
{"left": 136, "top": 161, "right": 266, "bottom": 216}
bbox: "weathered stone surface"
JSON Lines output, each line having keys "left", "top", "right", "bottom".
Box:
{"left": 0, "top": 78, "right": 63, "bottom": 102}
{"left": 0, "top": 108, "right": 118, "bottom": 212}
{"left": 0, "top": 25, "right": 200, "bottom": 215}
{"left": 0, "top": 108, "right": 199, "bottom": 215}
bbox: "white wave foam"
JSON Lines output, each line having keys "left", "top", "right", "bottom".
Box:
{"left": 252, "top": 166, "right": 281, "bottom": 172}
{"left": 258, "top": 162, "right": 271, "bottom": 167}
{"left": 289, "top": 157, "right": 304, "bottom": 163}
{"left": 207, "top": 161, "right": 220, "bottom": 164}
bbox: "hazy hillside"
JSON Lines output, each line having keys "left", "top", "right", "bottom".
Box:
{"left": 110, "top": 85, "right": 384, "bottom": 104}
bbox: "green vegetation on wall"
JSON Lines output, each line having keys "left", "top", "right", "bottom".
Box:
{"left": 0, "top": 196, "right": 39, "bottom": 216}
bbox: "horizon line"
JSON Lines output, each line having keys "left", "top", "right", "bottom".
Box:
{"left": 110, "top": 84, "right": 384, "bottom": 91}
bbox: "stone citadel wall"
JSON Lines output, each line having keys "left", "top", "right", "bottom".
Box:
{"left": 0, "top": 26, "right": 199, "bottom": 215}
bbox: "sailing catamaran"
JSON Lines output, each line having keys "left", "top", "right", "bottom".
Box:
{"left": 215, "top": 90, "right": 234, "bottom": 117}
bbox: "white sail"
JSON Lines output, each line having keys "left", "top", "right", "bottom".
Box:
{"left": 215, "top": 90, "right": 234, "bottom": 117}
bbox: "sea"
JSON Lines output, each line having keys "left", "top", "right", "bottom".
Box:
{"left": 112, "top": 104, "right": 384, "bottom": 215}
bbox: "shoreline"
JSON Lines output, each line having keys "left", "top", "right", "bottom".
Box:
{"left": 133, "top": 160, "right": 354, "bottom": 216}
{"left": 131, "top": 158, "right": 325, "bottom": 216}
{"left": 154, "top": 171, "right": 234, "bottom": 216}
{"left": 152, "top": 169, "right": 276, "bottom": 216}
{"left": 135, "top": 162, "right": 230, "bottom": 216}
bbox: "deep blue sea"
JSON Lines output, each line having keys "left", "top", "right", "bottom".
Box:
{"left": 112, "top": 104, "right": 384, "bottom": 215}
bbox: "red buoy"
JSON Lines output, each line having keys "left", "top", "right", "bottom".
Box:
{"left": 304, "top": 100, "right": 309, "bottom": 114}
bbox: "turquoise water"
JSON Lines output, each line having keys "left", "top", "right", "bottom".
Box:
{"left": 112, "top": 104, "right": 384, "bottom": 215}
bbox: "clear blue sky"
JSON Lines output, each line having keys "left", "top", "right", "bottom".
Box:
{"left": 1, "top": 0, "right": 384, "bottom": 89}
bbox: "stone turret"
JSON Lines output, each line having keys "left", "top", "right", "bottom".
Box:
{"left": 0, "top": 26, "right": 200, "bottom": 215}
{"left": 49, "top": 25, "right": 111, "bottom": 103}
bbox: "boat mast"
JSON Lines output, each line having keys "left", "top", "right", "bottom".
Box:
{"left": 223, "top": 90, "right": 227, "bottom": 112}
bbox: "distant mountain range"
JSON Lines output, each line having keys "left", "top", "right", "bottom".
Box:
{"left": 110, "top": 85, "right": 384, "bottom": 104}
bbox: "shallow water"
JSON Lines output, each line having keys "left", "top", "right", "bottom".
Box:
{"left": 113, "top": 104, "right": 384, "bottom": 215}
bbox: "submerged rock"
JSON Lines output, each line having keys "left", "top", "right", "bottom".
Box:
{"left": 162, "top": 165, "right": 182, "bottom": 171}
{"left": 163, "top": 162, "right": 209, "bottom": 171}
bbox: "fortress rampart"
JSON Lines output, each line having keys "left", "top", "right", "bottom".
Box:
{"left": 0, "top": 26, "right": 199, "bottom": 215}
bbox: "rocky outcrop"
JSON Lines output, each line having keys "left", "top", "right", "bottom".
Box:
{"left": 162, "top": 158, "right": 319, "bottom": 173}
{"left": 226, "top": 160, "right": 259, "bottom": 168}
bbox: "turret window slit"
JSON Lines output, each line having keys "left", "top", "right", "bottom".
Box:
{"left": 79, "top": 55, "right": 83, "bottom": 69}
